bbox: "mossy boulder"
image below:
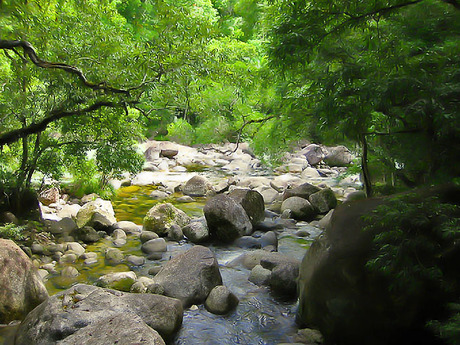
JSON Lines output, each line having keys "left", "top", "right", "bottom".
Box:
{"left": 143, "top": 203, "right": 190, "bottom": 236}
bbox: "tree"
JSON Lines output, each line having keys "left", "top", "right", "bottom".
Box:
{"left": 0, "top": 1, "right": 152, "bottom": 193}
{"left": 267, "top": 0, "right": 460, "bottom": 195}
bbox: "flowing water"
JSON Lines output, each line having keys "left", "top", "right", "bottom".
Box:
{"left": 1, "top": 184, "right": 316, "bottom": 344}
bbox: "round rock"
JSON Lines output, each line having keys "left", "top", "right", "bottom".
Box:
{"left": 204, "top": 285, "right": 239, "bottom": 315}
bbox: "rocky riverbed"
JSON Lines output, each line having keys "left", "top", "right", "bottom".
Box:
{"left": 0, "top": 140, "right": 363, "bottom": 345}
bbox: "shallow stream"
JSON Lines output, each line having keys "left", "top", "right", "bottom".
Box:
{"left": 2, "top": 183, "right": 317, "bottom": 344}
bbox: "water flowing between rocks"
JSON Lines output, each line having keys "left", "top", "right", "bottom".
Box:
{"left": 46, "top": 183, "right": 316, "bottom": 344}
{"left": 1, "top": 141, "right": 361, "bottom": 344}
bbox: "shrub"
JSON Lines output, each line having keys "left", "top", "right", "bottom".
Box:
{"left": 0, "top": 223, "right": 26, "bottom": 241}
{"left": 166, "top": 119, "right": 196, "bottom": 145}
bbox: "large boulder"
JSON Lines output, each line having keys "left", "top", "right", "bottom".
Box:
{"left": 308, "top": 188, "right": 337, "bottom": 214}
{"left": 72, "top": 225, "right": 100, "bottom": 243}
{"left": 228, "top": 188, "right": 265, "bottom": 226}
{"left": 282, "top": 182, "right": 321, "bottom": 201}
{"left": 143, "top": 203, "right": 191, "bottom": 236}
{"left": 151, "top": 245, "right": 222, "bottom": 307}
{"left": 296, "top": 185, "right": 460, "bottom": 345}
{"left": 281, "top": 197, "right": 317, "bottom": 221}
{"left": 0, "top": 239, "right": 49, "bottom": 323}
{"left": 323, "top": 145, "right": 353, "bottom": 167}
{"left": 15, "top": 284, "right": 183, "bottom": 345}
{"left": 75, "top": 198, "right": 116, "bottom": 229}
{"left": 204, "top": 194, "right": 253, "bottom": 243}
{"left": 182, "top": 175, "right": 213, "bottom": 197}
{"left": 48, "top": 217, "right": 78, "bottom": 236}
{"left": 301, "top": 144, "right": 325, "bottom": 166}
{"left": 57, "top": 313, "right": 165, "bottom": 345}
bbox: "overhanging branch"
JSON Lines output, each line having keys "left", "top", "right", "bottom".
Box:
{"left": 0, "top": 39, "right": 130, "bottom": 94}
{"left": 318, "top": 0, "right": 424, "bottom": 44}
{"left": 0, "top": 101, "right": 122, "bottom": 146}
{"left": 232, "top": 115, "right": 277, "bottom": 153}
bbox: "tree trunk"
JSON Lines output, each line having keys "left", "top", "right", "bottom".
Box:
{"left": 360, "top": 134, "right": 373, "bottom": 197}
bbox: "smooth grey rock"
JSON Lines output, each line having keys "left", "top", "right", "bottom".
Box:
{"left": 61, "top": 266, "right": 79, "bottom": 278}
{"left": 65, "top": 242, "right": 85, "bottom": 256}
{"left": 61, "top": 253, "right": 78, "bottom": 263}
{"left": 259, "top": 231, "right": 278, "bottom": 249}
{"left": 75, "top": 198, "right": 116, "bottom": 229}
{"left": 176, "top": 196, "right": 195, "bottom": 203}
{"left": 15, "top": 284, "right": 183, "bottom": 344}
{"left": 72, "top": 226, "right": 100, "bottom": 243}
{"left": 142, "top": 238, "right": 167, "bottom": 254}
{"left": 233, "top": 236, "right": 261, "bottom": 249}
{"left": 249, "top": 264, "right": 271, "bottom": 286}
{"left": 56, "top": 313, "right": 166, "bottom": 345}
{"left": 302, "top": 144, "right": 325, "bottom": 166}
{"left": 48, "top": 217, "right": 77, "bottom": 235}
{"left": 0, "top": 239, "right": 48, "bottom": 323}
{"left": 126, "top": 255, "right": 146, "bottom": 267}
{"left": 167, "top": 224, "right": 184, "bottom": 241}
{"left": 228, "top": 188, "right": 265, "bottom": 226}
{"left": 105, "top": 248, "right": 124, "bottom": 266}
{"left": 281, "top": 197, "right": 317, "bottom": 221}
{"left": 112, "top": 228, "right": 127, "bottom": 240}
{"left": 151, "top": 245, "right": 222, "bottom": 307}
{"left": 140, "top": 231, "right": 159, "bottom": 243}
{"left": 183, "top": 175, "right": 212, "bottom": 197}
{"left": 30, "top": 243, "right": 45, "bottom": 255}
{"left": 283, "top": 183, "right": 321, "bottom": 201}
{"left": 309, "top": 188, "right": 337, "bottom": 213}
{"left": 204, "top": 194, "right": 253, "bottom": 243}
{"left": 114, "top": 220, "right": 141, "bottom": 234}
{"left": 268, "top": 262, "right": 299, "bottom": 296}
{"left": 323, "top": 145, "right": 353, "bottom": 167}
{"left": 95, "top": 271, "right": 137, "bottom": 292}
{"left": 182, "top": 218, "right": 209, "bottom": 243}
{"left": 150, "top": 190, "right": 169, "bottom": 200}
{"left": 204, "top": 285, "right": 239, "bottom": 315}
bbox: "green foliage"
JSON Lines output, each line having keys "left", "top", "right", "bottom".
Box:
{"left": 166, "top": 119, "right": 196, "bottom": 146}
{"left": 64, "top": 158, "right": 116, "bottom": 199}
{"left": 428, "top": 303, "right": 460, "bottom": 345}
{"left": 267, "top": 0, "right": 460, "bottom": 189}
{"left": 0, "top": 223, "right": 26, "bottom": 241}
{"left": 68, "top": 177, "right": 116, "bottom": 200}
{"left": 195, "top": 116, "right": 233, "bottom": 143}
{"left": 364, "top": 193, "right": 460, "bottom": 342}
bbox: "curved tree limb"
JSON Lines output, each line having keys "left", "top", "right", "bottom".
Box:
{"left": 0, "top": 39, "right": 131, "bottom": 94}
{"left": 318, "top": 0, "right": 424, "bottom": 45}
{"left": 232, "top": 115, "right": 276, "bottom": 154}
{"left": 0, "top": 101, "right": 124, "bottom": 146}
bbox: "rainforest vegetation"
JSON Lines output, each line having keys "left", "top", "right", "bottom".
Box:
{"left": 1, "top": 2, "right": 459, "bottom": 344}
{"left": 0, "top": 0, "right": 459, "bottom": 200}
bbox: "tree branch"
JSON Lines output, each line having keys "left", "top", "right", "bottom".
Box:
{"left": 232, "top": 115, "right": 276, "bottom": 153}
{"left": 363, "top": 128, "right": 423, "bottom": 136}
{"left": 318, "top": 0, "right": 424, "bottom": 44}
{"left": 0, "top": 39, "right": 130, "bottom": 94}
{"left": 0, "top": 101, "right": 122, "bottom": 146}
